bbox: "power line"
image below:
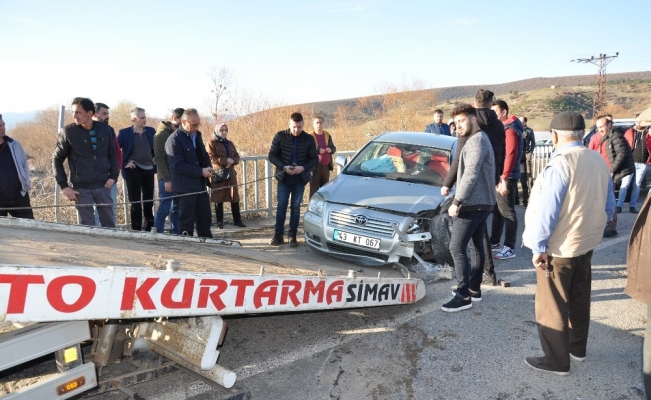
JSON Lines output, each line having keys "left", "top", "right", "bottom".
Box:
{"left": 571, "top": 53, "right": 619, "bottom": 117}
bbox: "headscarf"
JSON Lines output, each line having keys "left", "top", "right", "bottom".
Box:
{"left": 214, "top": 123, "right": 230, "bottom": 157}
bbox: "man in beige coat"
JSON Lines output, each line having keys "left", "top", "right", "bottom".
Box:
{"left": 522, "top": 111, "right": 615, "bottom": 375}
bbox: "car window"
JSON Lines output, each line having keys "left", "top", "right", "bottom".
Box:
{"left": 344, "top": 141, "right": 451, "bottom": 186}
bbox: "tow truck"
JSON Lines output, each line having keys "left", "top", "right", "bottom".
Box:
{"left": 0, "top": 217, "right": 425, "bottom": 399}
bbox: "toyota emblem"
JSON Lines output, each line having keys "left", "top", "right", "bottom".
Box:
{"left": 354, "top": 215, "right": 368, "bottom": 225}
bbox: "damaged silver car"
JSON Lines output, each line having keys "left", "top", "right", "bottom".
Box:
{"left": 304, "top": 131, "right": 457, "bottom": 268}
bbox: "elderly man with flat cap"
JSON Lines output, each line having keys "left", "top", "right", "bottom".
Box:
{"left": 522, "top": 111, "right": 615, "bottom": 376}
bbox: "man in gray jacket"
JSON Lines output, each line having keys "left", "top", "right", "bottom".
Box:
{"left": 0, "top": 114, "right": 34, "bottom": 219}
{"left": 53, "top": 97, "right": 118, "bottom": 227}
{"left": 442, "top": 104, "right": 496, "bottom": 312}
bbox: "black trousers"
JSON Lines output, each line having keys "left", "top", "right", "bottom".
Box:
{"left": 0, "top": 192, "right": 34, "bottom": 219}
{"left": 124, "top": 166, "right": 155, "bottom": 231}
{"left": 518, "top": 155, "right": 531, "bottom": 205}
{"left": 178, "top": 192, "right": 213, "bottom": 238}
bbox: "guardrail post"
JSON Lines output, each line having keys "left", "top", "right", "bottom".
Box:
{"left": 55, "top": 105, "right": 65, "bottom": 223}
{"left": 265, "top": 160, "right": 273, "bottom": 217}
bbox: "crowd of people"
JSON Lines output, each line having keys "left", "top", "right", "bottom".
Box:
{"left": 0, "top": 93, "right": 650, "bottom": 393}
{"left": 0, "top": 99, "right": 337, "bottom": 245}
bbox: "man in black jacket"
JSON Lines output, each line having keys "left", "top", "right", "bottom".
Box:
{"left": 268, "top": 112, "right": 318, "bottom": 247}
{"left": 165, "top": 108, "right": 213, "bottom": 238}
{"left": 53, "top": 97, "right": 118, "bottom": 227}
{"left": 592, "top": 116, "right": 635, "bottom": 237}
{"left": 441, "top": 89, "right": 505, "bottom": 286}
{"left": 518, "top": 116, "right": 536, "bottom": 207}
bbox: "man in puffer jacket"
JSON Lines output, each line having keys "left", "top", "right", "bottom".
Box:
{"left": 589, "top": 115, "right": 634, "bottom": 237}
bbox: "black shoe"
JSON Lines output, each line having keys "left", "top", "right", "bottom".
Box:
{"left": 289, "top": 233, "right": 298, "bottom": 248}
{"left": 441, "top": 295, "right": 472, "bottom": 312}
{"left": 524, "top": 356, "right": 569, "bottom": 376}
{"left": 234, "top": 221, "right": 247, "bottom": 227}
{"left": 603, "top": 230, "right": 618, "bottom": 238}
{"left": 270, "top": 233, "right": 285, "bottom": 246}
{"left": 616, "top": 206, "right": 622, "bottom": 213}
{"left": 630, "top": 207, "right": 638, "bottom": 214}
{"left": 481, "top": 272, "right": 498, "bottom": 286}
{"left": 451, "top": 289, "right": 482, "bottom": 302}
{"left": 216, "top": 222, "right": 224, "bottom": 229}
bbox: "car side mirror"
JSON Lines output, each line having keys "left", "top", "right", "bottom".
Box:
{"left": 335, "top": 155, "right": 348, "bottom": 169}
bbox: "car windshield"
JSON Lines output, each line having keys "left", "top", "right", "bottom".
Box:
{"left": 343, "top": 141, "right": 452, "bottom": 186}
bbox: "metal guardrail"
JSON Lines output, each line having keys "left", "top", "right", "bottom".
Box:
{"left": 59, "top": 144, "right": 554, "bottom": 224}
{"left": 236, "top": 151, "right": 357, "bottom": 216}
{"left": 530, "top": 144, "right": 554, "bottom": 179}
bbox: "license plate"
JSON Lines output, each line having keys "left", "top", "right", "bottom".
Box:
{"left": 333, "top": 230, "right": 380, "bottom": 249}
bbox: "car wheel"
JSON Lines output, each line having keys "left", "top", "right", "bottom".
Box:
{"left": 429, "top": 213, "right": 454, "bottom": 267}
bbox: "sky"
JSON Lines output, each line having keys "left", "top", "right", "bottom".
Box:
{"left": 2, "top": 0, "right": 651, "bottom": 118}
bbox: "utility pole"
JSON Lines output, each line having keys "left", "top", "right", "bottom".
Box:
{"left": 571, "top": 52, "right": 618, "bottom": 117}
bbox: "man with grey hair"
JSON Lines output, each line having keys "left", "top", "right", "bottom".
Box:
{"left": 523, "top": 111, "right": 615, "bottom": 375}
{"left": 166, "top": 108, "right": 213, "bottom": 238}
{"left": 0, "top": 113, "right": 34, "bottom": 219}
{"left": 117, "top": 107, "right": 156, "bottom": 231}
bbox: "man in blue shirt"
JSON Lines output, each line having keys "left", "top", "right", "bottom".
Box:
{"left": 424, "top": 109, "right": 451, "bottom": 136}
{"left": 522, "top": 111, "right": 615, "bottom": 376}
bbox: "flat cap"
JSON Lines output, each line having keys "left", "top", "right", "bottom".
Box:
{"left": 549, "top": 111, "right": 585, "bottom": 131}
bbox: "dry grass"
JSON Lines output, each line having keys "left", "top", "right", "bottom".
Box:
{"left": 8, "top": 77, "right": 651, "bottom": 222}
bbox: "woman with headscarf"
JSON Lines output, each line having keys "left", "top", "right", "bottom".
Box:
{"left": 207, "top": 123, "right": 246, "bottom": 228}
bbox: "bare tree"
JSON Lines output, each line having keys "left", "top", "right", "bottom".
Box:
{"left": 207, "top": 66, "right": 233, "bottom": 122}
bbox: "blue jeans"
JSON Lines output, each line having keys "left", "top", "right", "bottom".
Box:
{"left": 275, "top": 176, "right": 305, "bottom": 235}
{"left": 153, "top": 179, "right": 180, "bottom": 234}
{"left": 449, "top": 210, "right": 491, "bottom": 297}
{"left": 617, "top": 162, "right": 647, "bottom": 209}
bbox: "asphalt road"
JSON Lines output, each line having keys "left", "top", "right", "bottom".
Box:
{"left": 104, "top": 205, "right": 648, "bottom": 400}
{"left": 1, "top": 203, "right": 634, "bottom": 399}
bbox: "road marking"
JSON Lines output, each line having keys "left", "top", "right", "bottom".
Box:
{"left": 236, "top": 235, "right": 630, "bottom": 381}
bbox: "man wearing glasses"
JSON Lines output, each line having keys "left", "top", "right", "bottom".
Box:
{"left": 165, "top": 109, "right": 213, "bottom": 238}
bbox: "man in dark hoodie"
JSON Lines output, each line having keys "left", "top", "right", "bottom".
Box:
{"left": 153, "top": 107, "right": 184, "bottom": 234}
{"left": 442, "top": 89, "right": 505, "bottom": 286}
{"left": 490, "top": 99, "right": 524, "bottom": 260}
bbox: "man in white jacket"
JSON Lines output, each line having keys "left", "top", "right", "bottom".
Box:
{"left": 0, "top": 114, "right": 33, "bottom": 219}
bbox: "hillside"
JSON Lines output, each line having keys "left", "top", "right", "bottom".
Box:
{"left": 305, "top": 71, "right": 651, "bottom": 129}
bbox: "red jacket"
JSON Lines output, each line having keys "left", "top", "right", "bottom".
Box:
{"left": 501, "top": 115, "right": 519, "bottom": 180}
{"left": 588, "top": 132, "right": 611, "bottom": 167}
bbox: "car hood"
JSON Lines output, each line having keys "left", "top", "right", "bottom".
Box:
{"left": 317, "top": 174, "right": 446, "bottom": 215}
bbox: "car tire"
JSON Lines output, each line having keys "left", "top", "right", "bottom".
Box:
{"left": 429, "top": 213, "right": 454, "bottom": 267}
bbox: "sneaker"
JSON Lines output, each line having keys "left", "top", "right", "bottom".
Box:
{"left": 441, "top": 295, "right": 472, "bottom": 312}
{"left": 569, "top": 353, "right": 586, "bottom": 362}
{"left": 602, "top": 230, "right": 618, "bottom": 238}
{"left": 616, "top": 206, "right": 622, "bottom": 213}
{"left": 491, "top": 243, "right": 501, "bottom": 252}
{"left": 269, "top": 233, "right": 285, "bottom": 246}
{"left": 630, "top": 207, "right": 638, "bottom": 214}
{"left": 494, "top": 246, "right": 516, "bottom": 260}
{"left": 451, "top": 289, "right": 482, "bottom": 302}
{"left": 524, "top": 356, "right": 569, "bottom": 376}
{"left": 482, "top": 272, "right": 498, "bottom": 286}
